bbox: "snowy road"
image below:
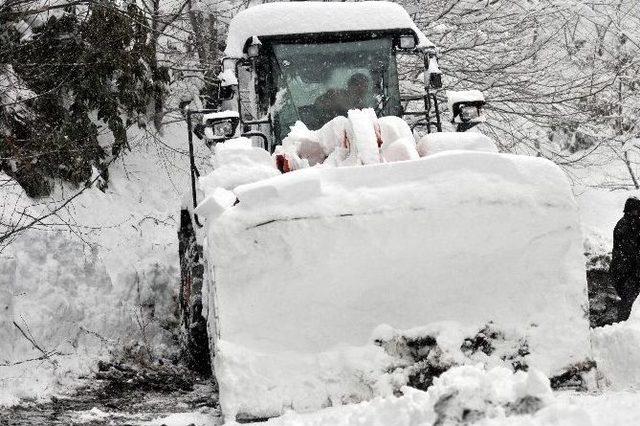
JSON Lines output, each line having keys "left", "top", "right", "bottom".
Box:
{"left": 0, "top": 379, "right": 221, "bottom": 425}
{"left": 4, "top": 386, "right": 640, "bottom": 425}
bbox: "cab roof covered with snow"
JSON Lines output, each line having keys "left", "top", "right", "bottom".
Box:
{"left": 224, "top": 1, "right": 433, "bottom": 58}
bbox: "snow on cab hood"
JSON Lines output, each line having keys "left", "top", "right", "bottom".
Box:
{"left": 224, "top": 1, "right": 434, "bottom": 58}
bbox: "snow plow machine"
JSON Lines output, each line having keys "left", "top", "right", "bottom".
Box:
{"left": 178, "top": 1, "right": 591, "bottom": 421}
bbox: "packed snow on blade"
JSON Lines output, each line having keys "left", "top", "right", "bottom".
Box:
{"left": 194, "top": 120, "right": 591, "bottom": 420}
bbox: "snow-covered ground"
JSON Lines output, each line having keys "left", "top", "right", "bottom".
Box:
{"left": 240, "top": 292, "right": 640, "bottom": 425}
{"left": 243, "top": 378, "right": 640, "bottom": 426}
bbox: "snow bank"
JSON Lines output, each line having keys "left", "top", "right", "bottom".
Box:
{"left": 0, "top": 230, "right": 115, "bottom": 406}
{"left": 224, "top": 1, "right": 432, "bottom": 58}
{"left": 1, "top": 123, "right": 205, "bottom": 405}
{"left": 215, "top": 320, "right": 562, "bottom": 420}
{"left": 258, "top": 365, "right": 590, "bottom": 426}
{"left": 258, "top": 381, "right": 640, "bottom": 426}
{"left": 592, "top": 299, "right": 640, "bottom": 390}
{"left": 200, "top": 149, "right": 590, "bottom": 418}
{"left": 214, "top": 339, "right": 400, "bottom": 419}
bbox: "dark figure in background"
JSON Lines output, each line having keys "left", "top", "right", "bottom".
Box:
{"left": 610, "top": 196, "right": 640, "bottom": 322}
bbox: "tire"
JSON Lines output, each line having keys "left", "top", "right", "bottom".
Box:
{"left": 178, "top": 209, "right": 211, "bottom": 375}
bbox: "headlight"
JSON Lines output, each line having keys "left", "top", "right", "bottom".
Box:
{"left": 399, "top": 34, "right": 416, "bottom": 49}
{"left": 447, "top": 90, "right": 487, "bottom": 131}
{"left": 201, "top": 110, "right": 240, "bottom": 143}
{"left": 203, "top": 119, "right": 236, "bottom": 141}
{"left": 213, "top": 120, "right": 235, "bottom": 138}
{"left": 460, "top": 105, "right": 481, "bottom": 122}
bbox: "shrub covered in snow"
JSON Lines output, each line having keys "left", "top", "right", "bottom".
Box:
{"left": 1, "top": 3, "right": 170, "bottom": 196}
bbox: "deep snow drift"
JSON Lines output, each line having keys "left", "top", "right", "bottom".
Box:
{"left": 0, "top": 123, "right": 208, "bottom": 405}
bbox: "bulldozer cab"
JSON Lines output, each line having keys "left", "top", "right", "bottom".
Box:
{"left": 191, "top": 1, "right": 459, "bottom": 152}
{"left": 247, "top": 35, "right": 403, "bottom": 142}
{"left": 183, "top": 2, "right": 488, "bottom": 222}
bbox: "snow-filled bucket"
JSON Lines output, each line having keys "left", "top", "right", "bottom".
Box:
{"left": 203, "top": 151, "right": 590, "bottom": 420}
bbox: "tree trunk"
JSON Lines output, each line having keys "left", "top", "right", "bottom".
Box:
{"left": 188, "top": 1, "right": 209, "bottom": 66}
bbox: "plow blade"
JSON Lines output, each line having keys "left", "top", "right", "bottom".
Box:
{"left": 203, "top": 151, "right": 590, "bottom": 419}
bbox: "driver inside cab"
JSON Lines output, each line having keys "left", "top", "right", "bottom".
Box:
{"left": 314, "top": 73, "right": 371, "bottom": 124}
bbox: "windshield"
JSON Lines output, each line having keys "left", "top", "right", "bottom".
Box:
{"left": 269, "top": 38, "right": 400, "bottom": 143}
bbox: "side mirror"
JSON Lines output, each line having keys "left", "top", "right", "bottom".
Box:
{"left": 202, "top": 111, "right": 240, "bottom": 147}
{"left": 447, "top": 90, "right": 486, "bottom": 132}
